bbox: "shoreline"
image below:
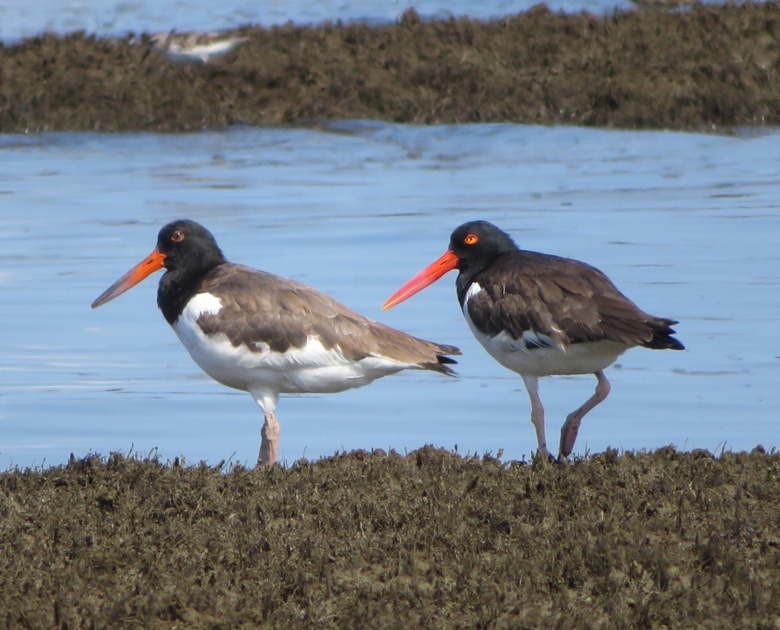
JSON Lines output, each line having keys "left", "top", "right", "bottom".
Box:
{"left": 2, "top": 3, "right": 779, "bottom": 133}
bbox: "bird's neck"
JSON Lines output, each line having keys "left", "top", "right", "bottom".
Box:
{"left": 455, "top": 251, "right": 517, "bottom": 306}
{"left": 157, "top": 261, "right": 222, "bottom": 325}
{"left": 455, "top": 259, "right": 491, "bottom": 306}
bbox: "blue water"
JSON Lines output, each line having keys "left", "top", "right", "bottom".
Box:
{"left": 0, "top": 0, "right": 777, "bottom": 470}
{"left": 1, "top": 122, "right": 778, "bottom": 469}
{"left": 0, "top": 0, "right": 640, "bottom": 43}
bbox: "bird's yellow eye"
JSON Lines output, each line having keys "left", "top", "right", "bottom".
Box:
{"left": 171, "top": 231, "right": 185, "bottom": 242}
{"left": 464, "top": 234, "right": 478, "bottom": 245}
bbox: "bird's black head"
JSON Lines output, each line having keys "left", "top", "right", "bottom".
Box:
{"left": 156, "top": 219, "right": 227, "bottom": 276}
{"left": 448, "top": 220, "right": 518, "bottom": 271}
{"left": 153, "top": 220, "right": 228, "bottom": 324}
{"left": 91, "top": 219, "right": 227, "bottom": 311}
{"left": 382, "top": 220, "right": 519, "bottom": 311}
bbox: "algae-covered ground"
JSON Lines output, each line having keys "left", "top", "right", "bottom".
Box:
{"left": 2, "top": 3, "right": 780, "bottom": 133}
{"left": 1, "top": 447, "right": 779, "bottom": 628}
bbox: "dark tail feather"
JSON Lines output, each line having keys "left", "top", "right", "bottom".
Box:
{"left": 643, "top": 318, "right": 685, "bottom": 350}
{"left": 426, "top": 344, "right": 461, "bottom": 375}
{"left": 423, "top": 357, "right": 458, "bottom": 375}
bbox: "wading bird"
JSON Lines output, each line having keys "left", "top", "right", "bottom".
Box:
{"left": 92, "top": 220, "right": 459, "bottom": 466}
{"left": 383, "top": 220, "right": 683, "bottom": 459}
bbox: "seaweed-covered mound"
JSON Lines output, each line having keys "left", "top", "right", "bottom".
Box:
{"left": 1, "top": 447, "right": 778, "bottom": 627}
{"left": 1, "top": 3, "right": 780, "bottom": 132}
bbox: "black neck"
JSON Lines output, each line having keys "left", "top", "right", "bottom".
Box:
{"left": 157, "top": 256, "right": 224, "bottom": 325}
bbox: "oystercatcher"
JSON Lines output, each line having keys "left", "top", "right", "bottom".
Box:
{"left": 92, "top": 220, "right": 460, "bottom": 466}
{"left": 383, "top": 220, "right": 683, "bottom": 459}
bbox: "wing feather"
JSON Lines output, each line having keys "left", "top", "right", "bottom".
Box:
{"left": 196, "top": 265, "right": 460, "bottom": 371}
{"left": 466, "top": 251, "right": 680, "bottom": 350}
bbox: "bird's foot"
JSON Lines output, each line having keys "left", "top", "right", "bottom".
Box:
{"left": 531, "top": 447, "right": 555, "bottom": 467}
{"left": 559, "top": 415, "right": 582, "bottom": 459}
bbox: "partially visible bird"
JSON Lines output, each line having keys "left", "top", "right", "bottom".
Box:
{"left": 383, "top": 220, "right": 684, "bottom": 459}
{"left": 145, "top": 31, "right": 248, "bottom": 65}
{"left": 92, "top": 220, "right": 460, "bottom": 466}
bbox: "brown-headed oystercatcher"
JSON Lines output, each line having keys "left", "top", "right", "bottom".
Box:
{"left": 383, "top": 220, "right": 684, "bottom": 459}
{"left": 92, "top": 220, "right": 460, "bottom": 466}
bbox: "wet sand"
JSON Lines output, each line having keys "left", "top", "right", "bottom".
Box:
{"left": 1, "top": 3, "right": 779, "bottom": 133}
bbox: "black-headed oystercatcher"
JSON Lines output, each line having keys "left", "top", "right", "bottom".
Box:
{"left": 383, "top": 220, "right": 684, "bottom": 459}
{"left": 92, "top": 220, "right": 460, "bottom": 466}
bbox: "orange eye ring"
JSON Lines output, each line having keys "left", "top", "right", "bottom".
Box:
{"left": 171, "top": 231, "right": 185, "bottom": 242}
{"left": 464, "top": 234, "right": 478, "bottom": 245}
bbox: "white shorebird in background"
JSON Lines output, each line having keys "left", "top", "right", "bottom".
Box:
{"left": 146, "top": 31, "right": 248, "bottom": 65}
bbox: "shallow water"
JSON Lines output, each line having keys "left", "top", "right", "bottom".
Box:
{"left": 1, "top": 122, "right": 778, "bottom": 469}
{"left": 0, "top": 0, "right": 639, "bottom": 43}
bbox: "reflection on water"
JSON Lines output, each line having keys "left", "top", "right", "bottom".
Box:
{"left": 1, "top": 122, "right": 779, "bottom": 469}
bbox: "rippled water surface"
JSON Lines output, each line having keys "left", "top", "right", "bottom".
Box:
{"left": 1, "top": 122, "right": 779, "bottom": 468}
{"left": 0, "top": 0, "right": 637, "bottom": 42}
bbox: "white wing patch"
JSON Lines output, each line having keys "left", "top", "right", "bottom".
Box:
{"left": 463, "top": 282, "right": 483, "bottom": 306}
{"left": 520, "top": 329, "right": 558, "bottom": 349}
{"left": 185, "top": 292, "right": 223, "bottom": 317}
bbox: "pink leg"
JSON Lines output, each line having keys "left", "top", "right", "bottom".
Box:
{"left": 559, "top": 370, "right": 611, "bottom": 457}
{"left": 249, "top": 388, "right": 280, "bottom": 468}
{"left": 258, "top": 411, "right": 280, "bottom": 467}
{"left": 522, "top": 375, "right": 550, "bottom": 459}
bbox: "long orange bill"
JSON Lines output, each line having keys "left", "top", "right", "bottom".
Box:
{"left": 91, "top": 249, "right": 167, "bottom": 309}
{"left": 382, "top": 250, "right": 459, "bottom": 310}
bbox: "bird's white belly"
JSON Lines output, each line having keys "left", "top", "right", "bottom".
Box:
{"left": 171, "top": 293, "right": 410, "bottom": 394}
{"left": 472, "top": 328, "right": 627, "bottom": 376}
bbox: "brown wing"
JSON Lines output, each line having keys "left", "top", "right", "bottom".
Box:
{"left": 467, "top": 251, "right": 683, "bottom": 350}
{"left": 196, "top": 264, "right": 460, "bottom": 372}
